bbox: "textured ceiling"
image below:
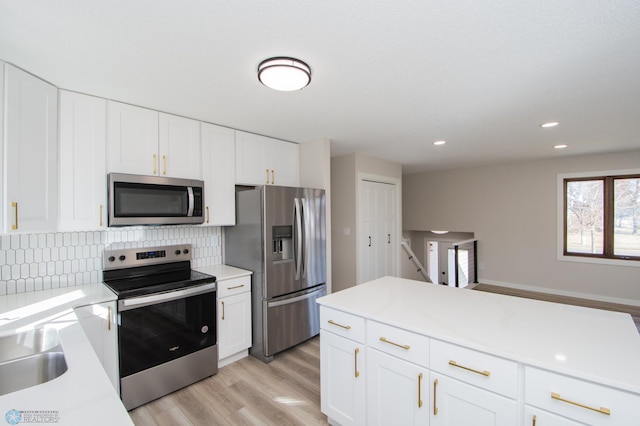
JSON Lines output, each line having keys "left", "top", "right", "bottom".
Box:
{"left": 1, "top": 0, "right": 639, "bottom": 173}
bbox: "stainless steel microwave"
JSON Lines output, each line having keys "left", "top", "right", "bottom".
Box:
{"left": 108, "top": 173, "right": 205, "bottom": 226}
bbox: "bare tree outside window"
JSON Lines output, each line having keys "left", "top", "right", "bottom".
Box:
{"left": 566, "top": 180, "right": 603, "bottom": 254}
{"left": 564, "top": 174, "right": 640, "bottom": 261}
{"left": 614, "top": 177, "right": 640, "bottom": 257}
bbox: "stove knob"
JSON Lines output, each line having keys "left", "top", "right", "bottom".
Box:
{"left": 175, "top": 249, "right": 181, "bottom": 255}
{"left": 119, "top": 255, "right": 126, "bottom": 261}
{"left": 183, "top": 248, "right": 189, "bottom": 254}
{"left": 108, "top": 256, "right": 115, "bottom": 262}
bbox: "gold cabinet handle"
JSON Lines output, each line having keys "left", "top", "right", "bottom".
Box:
{"left": 265, "top": 169, "right": 269, "bottom": 184}
{"left": 448, "top": 360, "right": 490, "bottom": 377}
{"left": 433, "top": 379, "right": 439, "bottom": 415}
{"left": 221, "top": 301, "right": 225, "bottom": 320}
{"left": 107, "top": 305, "right": 112, "bottom": 331}
{"left": 354, "top": 348, "right": 360, "bottom": 378}
{"left": 227, "top": 284, "right": 245, "bottom": 290}
{"left": 271, "top": 169, "right": 274, "bottom": 184}
{"left": 163, "top": 155, "right": 167, "bottom": 175}
{"left": 418, "top": 373, "right": 423, "bottom": 408}
{"left": 99, "top": 204, "right": 103, "bottom": 227}
{"left": 551, "top": 392, "right": 611, "bottom": 415}
{"left": 379, "top": 336, "right": 410, "bottom": 350}
{"left": 11, "top": 202, "right": 18, "bottom": 230}
{"left": 328, "top": 320, "right": 351, "bottom": 330}
{"left": 206, "top": 206, "right": 210, "bottom": 223}
{"left": 153, "top": 154, "right": 157, "bottom": 174}
{"left": 532, "top": 414, "right": 536, "bottom": 426}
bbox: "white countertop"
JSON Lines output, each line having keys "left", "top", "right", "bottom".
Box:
{"left": 0, "top": 264, "right": 252, "bottom": 425}
{"left": 317, "top": 276, "right": 640, "bottom": 394}
{"left": 0, "top": 284, "right": 132, "bottom": 426}
{"left": 195, "top": 264, "right": 253, "bottom": 280}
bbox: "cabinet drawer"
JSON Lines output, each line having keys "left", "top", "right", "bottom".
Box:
{"left": 320, "top": 307, "right": 366, "bottom": 343}
{"left": 525, "top": 367, "right": 640, "bottom": 426}
{"left": 366, "top": 321, "right": 429, "bottom": 367}
{"left": 430, "top": 339, "right": 518, "bottom": 398}
{"left": 217, "top": 276, "right": 251, "bottom": 298}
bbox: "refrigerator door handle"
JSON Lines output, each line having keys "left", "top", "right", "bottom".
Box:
{"left": 301, "top": 197, "right": 307, "bottom": 279}
{"left": 293, "top": 197, "right": 303, "bottom": 280}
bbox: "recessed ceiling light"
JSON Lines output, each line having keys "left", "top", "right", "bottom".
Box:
{"left": 258, "top": 57, "right": 311, "bottom": 91}
{"left": 554, "top": 144, "right": 568, "bottom": 149}
{"left": 433, "top": 140, "right": 446, "bottom": 146}
{"left": 540, "top": 122, "right": 559, "bottom": 128}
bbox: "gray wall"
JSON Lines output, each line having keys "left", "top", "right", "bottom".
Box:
{"left": 331, "top": 153, "right": 402, "bottom": 293}
{"left": 403, "top": 150, "right": 640, "bottom": 305}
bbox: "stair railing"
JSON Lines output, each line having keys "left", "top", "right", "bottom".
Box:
{"left": 401, "top": 238, "right": 432, "bottom": 283}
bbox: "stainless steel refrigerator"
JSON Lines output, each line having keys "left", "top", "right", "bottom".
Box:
{"left": 225, "top": 185, "right": 326, "bottom": 362}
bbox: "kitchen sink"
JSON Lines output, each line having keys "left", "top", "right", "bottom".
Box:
{"left": 0, "top": 328, "right": 68, "bottom": 396}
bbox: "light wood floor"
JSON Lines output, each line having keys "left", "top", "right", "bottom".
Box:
{"left": 128, "top": 337, "right": 328, "bottom": 426}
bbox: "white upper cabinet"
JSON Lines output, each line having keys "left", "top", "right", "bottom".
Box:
{"left": 59, "top": 90, "right": 106, "bottom": 230}
{"left": 201, "top": 123, "right": 235, "bottom": 226}
{"left": 107, "top": 100, "right": 159, "bottom": 176}
{"left": 158, "top": 112, "right": 202, "bottom": 179}
{"left": 107, "top": 102, "right": 202, "bottom": 179}
{"left": 3, "top": 64, "right": 58, "bottom": 233}
{"left": 235, "top": 131, "right": 299, "bottom": 186}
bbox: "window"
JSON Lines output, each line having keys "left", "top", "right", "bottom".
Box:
{"left": 564, "top": 174, "right": 640, "bottom": 261}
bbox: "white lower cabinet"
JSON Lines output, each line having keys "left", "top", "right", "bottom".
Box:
{"left": 320, "top": 329, "right": 366, "bottom": 426}
{"left": 525, "top": 367, "right": 640, "bottom": 425}
{"left": 217, "top": 275, "right": 252, "bottom": 366}
{"left": 430, "top": 371, "right": 517, "bottom": 426}
{"left": 524, "top": 406, "right": 582, "bottom": 426}
{"left": 366, "top": 348, "right": 428, "bottom": 426}
{"left": 74, "top": 301, "right": 119, "bottom": 393}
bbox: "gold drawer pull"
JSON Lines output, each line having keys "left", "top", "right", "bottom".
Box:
{"left": 265, "top": 169, "right": 269, "bottom": 184}
{"left": 379, "top": 336, "right": 410, "bottom": 350}
{"left": 433, "top": 379, "right": 439, "bottom": 415}
{"left": 532, "top": 414, "right": 536, "bottom": 426}
{"left": 153, "top": 154, "right": 157, "bottom": 174}
{"left": 107, "top": 305, "right": 111, "bottom": 331}
{"left": 227, "top": 284, "right": 245, "bottom": 290}
{"left": 448, "top": 360, "right": 490, "bottom": 377}
{"left": 354, "top": 348, "right": 360, "bottom": 378}
{"left": 328, "top": 320, "right": 351, "bottom": 330}
{"left": 99, "top": 204, "right": 103, "bottom": 227}
{"left": 418, "top": 373, "right": 423, "bottom": 408}
{"left": 551, "top": 392, "right": 610, "bottom": 415}
{"left": 163, "top": 155, "right": 167, "bottom": 175}
{"left": 206, "top": 206, "right": 210, "bottom": 223}
{"left": 12, "top": 202, "right": 18, "bottom": 230}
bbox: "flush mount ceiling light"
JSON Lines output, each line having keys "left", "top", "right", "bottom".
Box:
{"left": 431, "top": 230, "right": 449, "bottom": 234}
{"left": 433, "top": 140, "right": 446, "bottom": 146}
{"left": 540, "top": 121, "right": 559, "bottom": 128}
{"left": 258, "top": 57, "right": 311, "bottom": 91}
{"left": 554, "top": 144, "right": 568, "bottom": 149}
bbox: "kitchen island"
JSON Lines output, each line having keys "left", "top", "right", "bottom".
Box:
{"left": 317, "top": 276, "right": 640, "bottom": 425}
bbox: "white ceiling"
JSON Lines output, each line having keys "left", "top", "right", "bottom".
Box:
{"left": 1, "top": 1, "right": 639, "bottom": 174}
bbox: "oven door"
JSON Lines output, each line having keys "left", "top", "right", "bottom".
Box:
{"left": 117, "top": 282, "right": 216, "bottom": 378}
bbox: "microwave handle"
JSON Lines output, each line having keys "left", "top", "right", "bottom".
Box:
{"left": 187, "top": 187, "right": 195, "bottom": 217}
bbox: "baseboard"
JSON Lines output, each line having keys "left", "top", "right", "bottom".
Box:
{"left": 219, "top": 349, "right": 249, "bottom": 368}
{"left": 479, "top": 279, "right": 640, "bottom": 308}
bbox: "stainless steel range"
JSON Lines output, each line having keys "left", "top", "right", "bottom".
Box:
{"left": 102, "top": 244, "right": 217, "bottom": 410}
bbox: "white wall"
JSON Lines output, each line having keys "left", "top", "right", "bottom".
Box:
{"left": 403, "top": 150, "right": 640, "bottom": 305}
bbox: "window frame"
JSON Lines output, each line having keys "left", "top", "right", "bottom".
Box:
{"left": 557, "top": 169, "right": 640, "bottom": 267}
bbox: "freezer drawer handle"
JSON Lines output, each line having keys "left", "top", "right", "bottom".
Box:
{"left": 327, "top": 320, "right": 351, "bottom": 330}
{"left": 551, "top": 392, "right": 611, "bottom": 415}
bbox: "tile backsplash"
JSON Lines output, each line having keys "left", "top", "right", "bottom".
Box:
{"left": 0, "top": 226, "right": 222, "bottom": 295}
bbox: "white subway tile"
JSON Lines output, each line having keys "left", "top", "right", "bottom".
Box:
{"left": 51, "top": 276, "right": 60, "bottom": 289}
{"left": 15, "top": 249, "right": 24, "bottom": 265}
{"left": 29, "top": 234, "right": 38, "bottom": 249}
{"left": 42, "top": 247, "right": 51, "bottom": 262}
{"left": 16, "top": 279, "right": 25, "bottom": 293}
{"left": 78, "top": 232, "right": 86, "bottom": 246}
{"left": 35, "top": 277, "right": 43, "bottom": 291}
{"left": 34, "top": 248, "right": 42, "bottom": 263}
{"left": 11, "top": 264, "right": 20, "bottom": 279}
{"left": 20, "top": 234, "right": 29, "bottom": 249}
{"left": 43, "top": 276, "right": 51, "bottom": 290}
{"left": 46, "top": 233, "right": 55, "bottom": 248}
{"left": 51, "top": 247, "right": 59, "bottom": 262}
{"left": 38, "top": 233, "right": 47, "bottom": 248}
{"left": 25, "top": 278, "right": 34, "bottom": 292}
{"left": 11, "top": 235, "right": 20, "bottom": 249}
{"left": 7, "top": 280, "right": 17, "bottom": 294}
{"left": 29, "top": 263, "right": 38, "bottom": 278}
{"left": 1, "top": 235, "right": 11, "bottom": 250}
{"left": 0, "top": 281, "right": 6, "bottom": 295}
{"left": 55, "top": 233, "right": 63, "bottom": 247}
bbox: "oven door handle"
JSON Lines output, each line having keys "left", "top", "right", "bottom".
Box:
{"left": 119, "top": 282, "right": 216, "bottom": 311}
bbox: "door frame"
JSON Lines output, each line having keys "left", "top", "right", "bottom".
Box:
{"left": 356, "top": 173, "right": 402, "bottom": 284}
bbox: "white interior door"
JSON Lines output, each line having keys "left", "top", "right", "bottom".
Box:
{"left": 359, "top": 179, "right": 397, "bottom": 284}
